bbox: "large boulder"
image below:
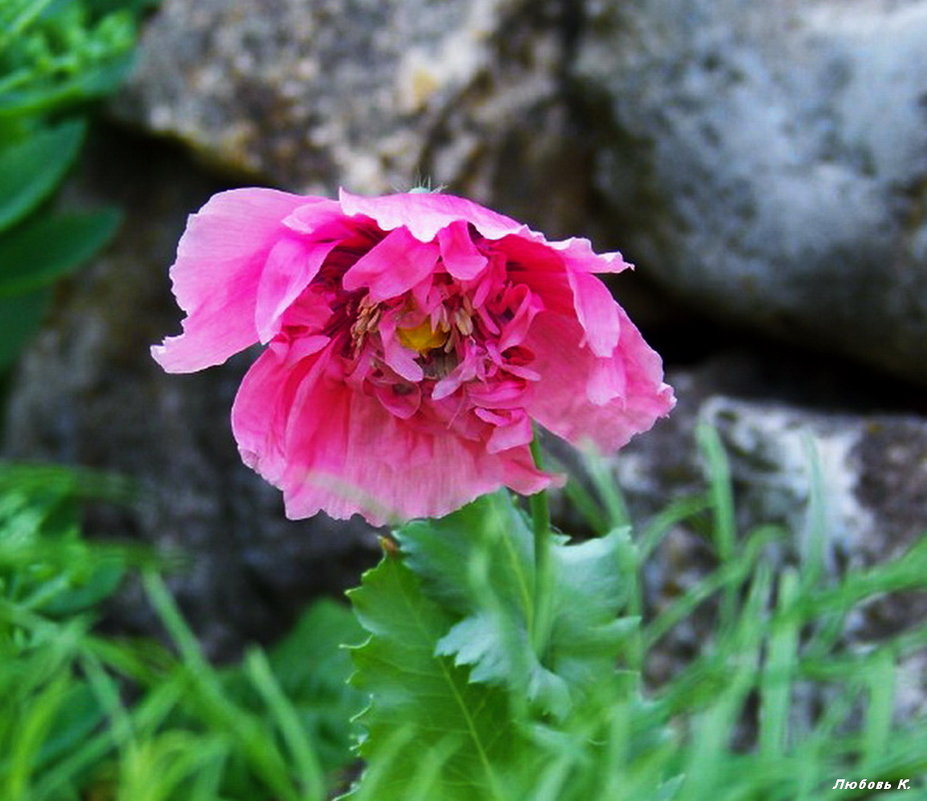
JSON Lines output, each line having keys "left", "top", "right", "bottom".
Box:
{"left": 575, "top": 0, "right": 927, "bottom": 383}
{"left": 112, "top": 0, "right": 593, "bottom": 237}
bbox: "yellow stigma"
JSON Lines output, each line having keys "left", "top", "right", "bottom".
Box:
{"left": 397, "top": 319, "right": 449, "bottom": 353}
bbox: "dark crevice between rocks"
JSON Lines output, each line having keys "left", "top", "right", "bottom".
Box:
{"left": 647, "top": 307, "right": 927, "bottom": 418}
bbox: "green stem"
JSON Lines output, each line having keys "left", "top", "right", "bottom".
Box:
{"left": 530, "top": 436, "right": 553, "bottom": 656}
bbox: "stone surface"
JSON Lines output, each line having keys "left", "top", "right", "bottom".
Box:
{"left": 614, "top": 354, "right": 927, "bottom": 566}
{"left": 1, "top": 129, "right": 379, "bottom": 660}
{"left": 575, "top": 0, "right": 927, "bottom": 384}
{"left": 112, "top": 0, "right": 594, "bottom": 238}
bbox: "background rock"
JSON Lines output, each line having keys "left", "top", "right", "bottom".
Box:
{"left": 575, "top": 0, "right": 927, "bottom": 384}
{"left": 112, "top": 0, "right": 593, "bottom": 238}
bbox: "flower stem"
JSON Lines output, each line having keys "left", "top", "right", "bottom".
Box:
{"left": 529, "top": 436, "right": 553, "bottom": 657}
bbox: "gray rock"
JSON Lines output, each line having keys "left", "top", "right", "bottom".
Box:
{"left": 2, "top": 130, "right": 379, "bottom": 660}
{"left": 575, "top": 0, "right": 927, "bottom": 383}
{"left": 614, "top": 357, "right": 927, "bottom": 565}
{"left": 112, "top": 0, "right": 593, "bottom": 237}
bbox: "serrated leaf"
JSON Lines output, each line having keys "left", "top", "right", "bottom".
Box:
{"left": 0, "top": 208, "right": 120, "bottom": 296}
{"left": 344, "top": 551, "right": 532, "bottom": 801}
{"left": 0, "top": 119, "right": 85, "bottom": 232}
{"left": 396, "top": 492, "right": 635, "bottom": 718}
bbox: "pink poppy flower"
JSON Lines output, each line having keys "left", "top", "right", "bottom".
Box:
{"left": 152, "top": 188, "right": 674, "bottom": 525}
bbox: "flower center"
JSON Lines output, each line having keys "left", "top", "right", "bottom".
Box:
{"left": 396, "top": 319, "right": 450, "bottom": 353}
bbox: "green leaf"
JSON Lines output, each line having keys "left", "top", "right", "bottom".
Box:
{"left": 33, "top": 681, "right": 105, "bottom": 770}
{"left": 396, "top": 492, "right": 635, "bottom": 718}
{"left": 344, "top": 551, "right": 529, "bottom": 801}
{"left": 0, "top": 208, "right": 120, "bottom": 296}
{"left": 36, "top": 555, "right": 125, "bottom": 617}
{"left": 0, "top": 118, "right": 85, "bottom": 232}
{"left": 0, "top": 287, "right": 49, "bottom": 370}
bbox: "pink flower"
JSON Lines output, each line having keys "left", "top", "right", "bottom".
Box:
{"left": 152, "top": 188, "right": 674, "bottom": 525}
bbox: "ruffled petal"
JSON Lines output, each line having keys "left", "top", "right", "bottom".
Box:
{"left": 377, "top": 314, "right": 425, "bottom": 383}
{"left": 151, "top": 188, "right": 307, "bottom": 372}
{"left": 231, "top": 342, "right": 327, "bottom": 487}
{"left": 272, "top": 369, "right": 554, "bottom": 525}
{"left": 282, "top": 198, "right": 357, "bottom": 238}
{"left": 339, "top": 188, "right": 526, "bottom": 242}
{"left": 546, "top": 236, "right": 632, "bottom": 275}
{"left": 438, "top": 220, "right": 488, "bottom": 280}
{"left": 497, "top": 285, "right": 541, "bottom": 352}
{"left": 522, "top": 312, "right": 675, "bottom": 452}
{"left": 255, "top": 237, "right": 339, "bottom": 342}
{"left": 342, "top": 227, "right": 439, "bottom": 302}
{"left": 498, "top": 234, "right": 620, "bottom": 357}
{"left": 566, "top": 268, "right": 620, "bottom": 357}
{"left": 476, "top": 408, "right": 534, "bottom": 454}
{"left": 374, "top": 381, "right": 422, "bottom": 420}
{"left": 493, "top": 234, "right": 574, "bottom": 319}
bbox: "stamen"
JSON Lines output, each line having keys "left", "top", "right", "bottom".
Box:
{"left": 350, "top": 297, "right": 381, "bottom": 349}
{"left": 454, "top": 308, "right": 473, "bottom": 336}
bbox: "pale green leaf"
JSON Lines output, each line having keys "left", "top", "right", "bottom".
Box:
{"left": 397, "top": 492, "right": 635, "bottom": 717}
{"left": 344, "top": 551, "right": 530, "bottom": 801}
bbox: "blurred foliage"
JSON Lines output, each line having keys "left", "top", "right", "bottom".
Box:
{"left": 0, "top": 460, "right": 367, "bottom": 800}
{"left": 0, "top": 0, "right": 154, "bottom": 372}
{"left": 2, "top": 433, "right": 927, "bottom": 799}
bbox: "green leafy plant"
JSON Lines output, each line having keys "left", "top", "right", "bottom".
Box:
{"left": 0, "top": 0, "right": 149, "bottom": 371}
{"left": 341, "top": 428, "right": 927, "bottom": 799}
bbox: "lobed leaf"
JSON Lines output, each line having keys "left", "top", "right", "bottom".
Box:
{"left": 397, "top": 491, "right": 635, "bottom": 717}
{"left": 344, "top": 550, "right": 529, "bottom": 801}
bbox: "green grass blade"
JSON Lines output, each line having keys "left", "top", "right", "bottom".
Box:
{"left": 244, "top": 647, "right": 327, "bottom": 801}
{"left": 759, "top": 569, "right": 799, "bottom": 759}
